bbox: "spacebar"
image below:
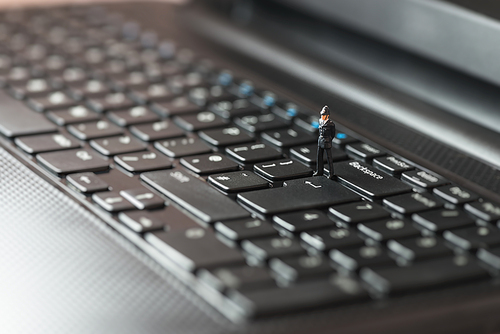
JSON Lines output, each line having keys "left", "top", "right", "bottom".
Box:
{"left": 141, "top": 169, "right": 250, "bottom": 223}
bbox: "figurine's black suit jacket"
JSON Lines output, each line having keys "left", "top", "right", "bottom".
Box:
{"left": 318, "top": 119, "right": 336, "bottom": 149}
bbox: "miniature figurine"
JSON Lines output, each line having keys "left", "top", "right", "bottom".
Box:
{"left": 313, "top": 105, "right": 336, "bottom": 179}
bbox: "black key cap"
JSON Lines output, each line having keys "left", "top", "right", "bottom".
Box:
{"left": 66, "top": 172, "right": 109, "bottom": 193}
{"left": 67, "top": 120, "right": 123, "bottom": 140}
{"left": 334, "top": 161, "right": 413, "bottom": 199}
{"left": 118, "top": 210, "right": 166, "bottom": 233}
{"left": 107, "top": 106, "right": 160, "bottom": 126}
{"left": 477, "top": 248, "right": 500, "bottom": 269}
{"left": 87, "top": 92, "right": 136, "bottom": 113}
{"left": 329, "top": 201, "right": 390, "bottom": 224}
{"left": 15, "top": 133, "right": 80, "bottom": 154}
{"left": 464, "top": 201, "right": 500, "bottom": 222}
{"left": 360, "top": 255, "right": 487, "bottom": 294}
{"left": 174, "top": 111, "right": 227, "bottom": 131}
{"left": 330, "top": 246, "right": 394, "bottom": 271}
{"left": 225, "top": 143, "right": 282, "bottom": 164}
{"left": 0, "top": 90, "right": 57, "bottom": 137}
{"left": 228, "top": 276, "right": 367, "bottom": 318}
{"left": 180, "top": 153, "right": 239, "bottom": 175}
{"left": 120, "top": 188, "right": 165, "bottom": 210}
{"left": 261, "top": 128, "right": 315, "bottom": 148}
{"left": 114, "top": 151, "right": 173, "bottom": 173}
{"left": 234, "top": 113, "right": 288, "bottom": 133}
{"left": 242, "top": 236, "right": 305, "bottom": 261}
{"left": 146, "top": 228, "right": 245, "bottom": 271}
{"left": 401, "top": 170, "right": 449, "bottom": 189}
{"left": 215, "top": 218, "right": 278, "bottom": 241}
{"left": 209, "top": 98, "right": 258, "bottom": 118}
{"left": 412, "top": 208, "right": 474, "bottom": 232}
{"left": 198, "top": 266, "right": 275, "bottom": 292}
{"left": 92, "top": 191, "right": 135, "bottom": 212}
{"left": 208, "top": 171, "right": 269, "bottom": 193}
{"left": 293, "top": 114, "right": 320, "bottom": 134}
{"left": 150, "top": 96, "right": 201, "bottom": 117}
{"left": 27, "top": 91, "right": 77, "bottom": 112}
{"left": 270, "top": 100, "right": 301, "bottom": 121}
{"left": 189, "top": 86, "right": 234, "bottom": 106}
{"left": 90, "top": 135, "right": 147, "bottom": 156}
{"left": 357, "top": 218, "right": 420, "bottom": 242}
{"left": 433, "top": 185, "right": 479, "bottom": 205}
{"left": 387, "top": 236, "right": 453, "bottom": 261}
{"left": 270, "top": 255, "right": 335, "bottom": 281}
{"left": 129, "top": 83, "right": 177, "bottom": 104}
{"left": 273, "top": 210, "right": 335, "bottom": 233}
{"left": 443, "top": 225, "right": 500, "bottom": 250}
{"left": 301, "top": 227, "right": 364, "bottom": 251}
{"left": 154, "top": 137, "right": 211, "bottom": 158}
{"left": 237, "top": 177, "right": 360, "bottom": 215}
{"left": 9, "top": 78, "right": 53, "bottom": 99}
{"left": 37, "top": 149, "right": 109, "bottom": 174}
{"left": 332, "top": 132, "right": 358, "bottom": 147}
{"left": 373, "top": 156, "right": 414, "bottom": 176}
{"left": 67, "top": 79, "right": 111, "bottom": 100}
{"left": 289, "top": 144, "right": 347, "bottom": 166}
{"left": 141, "top": 169, "right": 250, "bottom": 223}
{"left": 199, "top": 126, "right": 253, "bottom": 147}
{"left": 383, "top": 192, "right": 443, "bottom": 215}
{"left": 130, "top": 120, "right": 184, "bottom": 142}
{"left": 345, "top": 142, "right": 385, "bottom": 162}
{"left": 46, "top": 106, "right": 100, "bottom": 125}
{"left": 254, "top": 159, "right": 313, "bottom": 182}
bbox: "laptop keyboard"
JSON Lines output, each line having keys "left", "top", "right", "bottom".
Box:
{"left": 1, "top": 6, "right": 500, "bottom": 320}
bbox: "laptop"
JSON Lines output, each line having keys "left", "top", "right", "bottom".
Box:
{"left": 1, "top": 0, "right": 500, "bottom": 333}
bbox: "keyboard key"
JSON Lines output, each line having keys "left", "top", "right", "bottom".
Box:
{"left": 345, "top": 142, "right": 385, "bottom": 162}
{"left": 66, "top": 172, "right": 109, "bottom": 193}
{"left": 401, "top": 170, "right": 449, "bottom": 189}
{"left": 129, "top": 83, "right": 177, "bottom": 104}
{"left": 198, "top": 266, "right": 275, "bottom": 292}
{"left": 357, "top": 218, "right": 420, "bottom": 242}
{"left": 360, "top": 255, "right": 487, "bottom": 294}
{"left": 443, "top": 226, "right": 500, "bottom": 250}
{"left": 477, "top": 248, "right": 500, "bottom": 269}
{"left": 114, "top": 151, "right": 173, "bottom": 173}
{"left": 289, "top": 144, "right": 347, "bottom": 166}
{"left": 120, "top": 188, "right": 165, "bottom": 210}
{"left": 27, "top": 91, "right": 77, "bottom": 112}
{"left": 174, "top": 111, "right": 228, "bottom": 131}
{"left": 433, "top": 185, "right": 479, "bottom": 205}
{"left": 273, "top": 210, "right": 335, "bottom": 233}
{"left": 334, "top": 161, "right": 413, "bottom": 199}
{"left": 87, "top": 92, "right": 136, "bottom": 113}
{"left": 209, "top": 98, "right": 258, "bottom": 118}
{"left": 130, "top": 120, "right": 184, "bottom": 142}
{"left": 141, "top": 169, "right": 250, "bottom": 223}
{"left": 261, "top": 128, "right": 316, "bottom": 148}
{"left": 254, "top": 159, "right": 313, "bottom": 182}
{"left": 293, "top": 114, "right": 320, "bottom": 134}
{"left": 330, "top": 246, "right": 394, "bottom": 271}
{"left": 146, "top": 228, "right": 245, "bottom": 271}
{"left": 154, "top": 137, "right": 211, "bottom": 158}
{"left": 118, "top": 210, "right": 166, "bottom": 233}
{"left": 237, "top": 177, "right": 360, "bottom": 215}
{"left": 37, "top": 149, "right": 109, "bottom": 174}
{"left": 46, "top": 106, "right": 100, "bottom": 125}
{"left": 208, "top": 171, "right": 269, "bottom": 193}
{"left": 234, "top": 113, "right": 288, "bottom": 133}
{"left": 301, "top": 227, "right": 364, "bottom": 251}
{"left": 329, "top": 201, "right": 390, "bottom": 224}
{"left": 215, "top": 218, "right": 278, "bottom": 241}
{"left": 0, "top": 90, "right": 57, "bottom": 137}
{"left": 67, "top": 79, "right": 111, "bottom": 100}
{"left": 180, "top": 153, "right": 239, "bottom": 175}
{"left": 9, "top": 78, "right": 53, "bottom": 99}
{"left": 92, "top": 191, "right": 135, "bottom": 212}
{"left": 412, "top": 208, "right": 474, "bottom": 232}
{"left": 67, "top": 120, "right": 123, "bottom": 140}
{"left": 15, "top": 133, "right": 80, "bottom": 154}
{"left": 373, "top": 156, "right": 414, "bottom": 176}
{"left": 107, "top": 106, "right": 160, "bottom": 126}
{"left": 150, "top": 97, "right": 201, "bottom": 117}
{"left": 332, "top": 132, "right": 358, "bottom": 147}
{"left": 189, "top": 86, "right": 234, "bottom": 106}
{"left": 464, "top": 201, "right": 500, "bottom": 222}
{"left": 225, "top": 143, "right": 282, "bottom": 164}
{"left": 383, "top": 192, "right": 443, "bottom": 215}
{"left": 269, "top": 255, "right": 335, "bottom": 281}
{"left": 387, "top": 236, "right": 453, "bottom": 261}
{"left": 198, "top": 126, "right": 253, "bottom": 147}
{"left": 242, "top": 236, "right": 305, "bottom": 261}
{"left": 228, "top": 276, "right": 367, "bottom": 318}
{"left": 90, "top": 135, "right": 147, "bottom": 156}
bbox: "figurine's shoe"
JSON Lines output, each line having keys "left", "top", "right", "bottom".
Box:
{"left": 328, "top": 174, "right": 335, "bottom": 180}
{"left": 313, "top": 172, "right": 323, "bottom": 177}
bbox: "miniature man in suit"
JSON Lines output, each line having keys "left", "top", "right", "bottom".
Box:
{"left": 313, "top": 105, "right": 336, "bottom": 179}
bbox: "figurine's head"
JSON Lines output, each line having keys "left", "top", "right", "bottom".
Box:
{"left": 320, "top": 105, "right": 330, "bottom": 121}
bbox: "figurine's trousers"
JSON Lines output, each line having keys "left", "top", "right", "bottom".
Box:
{"left": 316, "top": 146, "right": 334, "bottom": 176}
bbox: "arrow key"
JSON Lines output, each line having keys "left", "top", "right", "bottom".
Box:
{"left": 93, "top": 191, "right": 135, "bottom": 212}
{"left": 329, "top": 201, "right": 390, "bottom": 224}
{"left": 67, "top": 172, "right": 109, "bottom": 193}
{"left": 120, "top": 188, "right": 165, "bottom": 210}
